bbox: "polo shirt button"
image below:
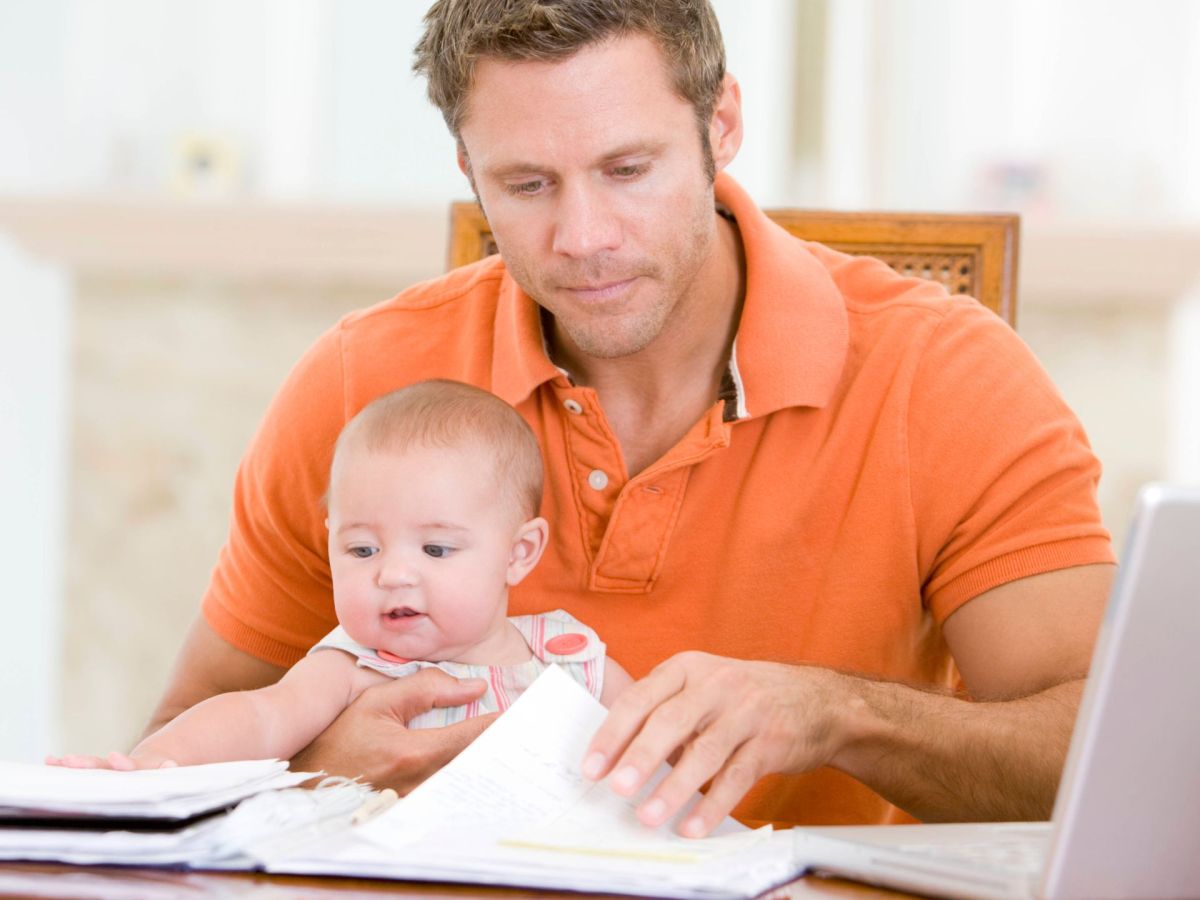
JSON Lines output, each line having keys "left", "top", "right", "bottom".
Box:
{"left": 563, "top": 399, "right": 583, "bottom": 414}
{"left": 587, "top": 469, "right": 609, "bottom": 491}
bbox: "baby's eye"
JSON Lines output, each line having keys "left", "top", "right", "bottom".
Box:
{"left": 423, "top": 544, "right": 452, "bottom": 559}
{"left": 348, "top": 546, "right": 377, "bottom": 559}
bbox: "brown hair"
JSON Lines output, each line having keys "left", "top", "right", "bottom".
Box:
{"left": 413, "top": 0, "right": 726, "bottom": 177}
{"left": 332, "top": 380, "right": 544, "bottom": 521}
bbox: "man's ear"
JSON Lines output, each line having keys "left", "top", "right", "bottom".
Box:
{"left": 708, "top": 73, "right": 744, "bottom": 174}
{"left": 506, "top": 516, "right": 549, "bottom": 586}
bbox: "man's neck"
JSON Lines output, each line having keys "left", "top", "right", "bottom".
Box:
{"left": 551, "top": 213, "right": 746, "bottom": 477}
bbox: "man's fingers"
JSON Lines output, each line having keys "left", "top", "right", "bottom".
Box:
{"left": 429, "top": 711, "right": 498, "bottom": 762}
{"left": 363, "top": 669, "right": 488, "bottom": 722}
{"left": 676, "top": 744, "right": 764, "bottom": 838}
{"left": 583, "top": 662, "right": 689, "bottom": 782}
{"left": 429, "top": 674, "right": 490, "bottom": 709}
{"left": 633, "top": 718, "right": 749, "bottom": 828}
{"left": 605, "top": 691, "right": 714, "bottom": 801}
{"left": 382, "top": 711, "right": 500, "bottom": 792}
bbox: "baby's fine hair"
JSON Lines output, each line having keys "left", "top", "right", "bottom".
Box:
{"left": 333, "top": 380, "right": 544, "bottom": 520}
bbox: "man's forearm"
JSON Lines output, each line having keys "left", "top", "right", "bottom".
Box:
{"left": 830, "top": 673, "right": 1083, "bottom": 821}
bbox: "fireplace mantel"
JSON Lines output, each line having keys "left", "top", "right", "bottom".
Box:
{"left": 0, "top": 196, "right": 449, "bottom": 285}
{"left": 3, "top": 196, "right": 1200, "bottom": 307}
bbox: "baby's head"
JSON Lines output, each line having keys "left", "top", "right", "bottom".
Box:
{"left": 325, "top": 380, "right": 547, "bottom": 664}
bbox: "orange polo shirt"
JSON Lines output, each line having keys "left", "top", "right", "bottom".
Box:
{"left": 203, "top": 173, "right": 1113, "bottom": 827}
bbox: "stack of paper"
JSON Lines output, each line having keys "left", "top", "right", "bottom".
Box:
{"left": 0, "top": 758, "right": 311, "bottom": 822}
{"left": 0, "top": 759, "right": 348, "bottom": 868}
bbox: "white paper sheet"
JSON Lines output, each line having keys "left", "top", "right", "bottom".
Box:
{"left": 0, "top": 758, "right": 312, "bottom": 820}
{"left": 270, "top": 666, "right": 804, "bottom": 899}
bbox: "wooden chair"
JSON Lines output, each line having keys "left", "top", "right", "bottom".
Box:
{"left": 447, "top": 203, "right": 1019, "bottom": 326}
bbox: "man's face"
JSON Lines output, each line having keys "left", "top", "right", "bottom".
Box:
{"left": 457, "top": 34, "right": 731, "bottom": 361}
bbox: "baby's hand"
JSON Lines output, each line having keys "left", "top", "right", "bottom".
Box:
{"left": 45, "top": 752, "right": 178, "bottom": 770}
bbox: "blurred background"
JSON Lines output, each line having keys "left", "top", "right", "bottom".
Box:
{"left": 2, "top": 0, "right": 1199, "bottom": 762}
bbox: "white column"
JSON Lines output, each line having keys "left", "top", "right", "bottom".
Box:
{"left": 820, "top": 0, "right": 875, "bottom": 209}
{"left": 1167, "top": 285, "right": 1200, "bottom": 484}
{"left": 716, "top": 0, "right": 798, "bottom": 204}
{"left": 0, "top": 237, "right": 70, "bottom": 761}
{"left": 260, "top": 0, "right": 330, "bottom": 199}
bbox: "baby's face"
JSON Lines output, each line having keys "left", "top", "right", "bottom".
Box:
{"left": 325, "top": 442, "right": 523, "bottom": 665}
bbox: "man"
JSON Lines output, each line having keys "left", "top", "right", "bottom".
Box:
{"left": 147, "top": 0, "right": 1115, "bottom": 836}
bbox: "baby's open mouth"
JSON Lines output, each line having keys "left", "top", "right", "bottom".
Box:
{"left": 386, "top": 607, "right": 422, "bottom": 619}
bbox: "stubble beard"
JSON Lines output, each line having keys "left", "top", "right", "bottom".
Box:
{"left": 512, "top": 192, "right": 718, "bottom": 362}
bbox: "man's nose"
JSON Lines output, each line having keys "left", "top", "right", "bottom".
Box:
{"left": 552, "top": 183, "right": 621, "bottom": 259}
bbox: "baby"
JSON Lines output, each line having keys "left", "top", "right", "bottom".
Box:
{"left": 52, "top": 379, "right": 630, "bottom": 770}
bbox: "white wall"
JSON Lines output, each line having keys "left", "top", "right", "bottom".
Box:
{"left": 861, "top": 0, "right": 1200, "bottom": 223}
{"left": 0, "top": 1, "right": 68, "bottom": 193}
{"left": 0, "top": 0, "right": 70, "bottom": 762}
{"left": 0, "top": 239, "right": 69, "bottom": 761}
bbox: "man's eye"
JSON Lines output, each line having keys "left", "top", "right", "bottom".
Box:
{"left": 611, "top": 163, "right": 647, "bottom": 179}
{"left": 505, "top": 179, "right": 544, "bottom": 197}
{"left": 423, "top": 545, "right": 451, "bottom": 558}
{"left": 349, "top": 546, "right": 377, "bottom": 559}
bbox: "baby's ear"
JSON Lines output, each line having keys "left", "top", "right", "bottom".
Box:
{"left": 506, "top": 517, "right": 549, "bottom": 586}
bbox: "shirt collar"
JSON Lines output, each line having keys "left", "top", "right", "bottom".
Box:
{"left": 715, "top": 172, "right": 849, "bottom": 418}
{"left": 491, "top": 268, "right": 563, "bottom": 408}
{"left": 489, "top": 172, "right": 850, "bottom": 416}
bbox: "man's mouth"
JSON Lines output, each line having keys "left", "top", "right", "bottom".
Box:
{"left": 563, "top": 277, "right": 637, "bottom": 302}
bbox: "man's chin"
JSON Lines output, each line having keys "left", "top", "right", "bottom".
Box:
{"left": 563, "top": 326, "right": 662, "bottom": 360}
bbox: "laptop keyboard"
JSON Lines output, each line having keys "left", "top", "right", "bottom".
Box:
{"left": 895, "top": 830, "right": 1048, "bottom": 875}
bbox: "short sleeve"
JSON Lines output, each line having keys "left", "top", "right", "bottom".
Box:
{"left": 907, "top": 303, "right": 1115, "bottom": 622}
{"left": 201, "top": 324, "right": 350, "bottom": 667}
{"left": 516, "top": 609, "right": 608, "bottom": 663}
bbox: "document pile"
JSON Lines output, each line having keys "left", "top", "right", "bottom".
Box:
{"left": 0, "top": 668, "right": 805, "bottom": 899}
{"left": 0, "top": 758, "right": 358, "bottom": 869}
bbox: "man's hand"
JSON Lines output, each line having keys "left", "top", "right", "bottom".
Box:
{"left": 290, "top": 667, "right": 497, "bottom": 794}
{"left": 581, "top": 652, "right": 845, "bottom": 838}
{"left": 581, "top": 566, "right": 1112, "bottom": 836}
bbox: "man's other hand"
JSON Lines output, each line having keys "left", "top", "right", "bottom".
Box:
{"left": 581, "top": 652, "right": 843, "bottom": 838}
{"left": 290, "top": 667, "right": 497, "bottom": 794}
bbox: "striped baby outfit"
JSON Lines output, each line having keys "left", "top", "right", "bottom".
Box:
{"left": 309, "top": 609, "right": 606, "bottom": 728}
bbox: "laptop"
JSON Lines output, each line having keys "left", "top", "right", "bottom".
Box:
{"left": 791, "top": 483, "right": 1200, "bottom": 899}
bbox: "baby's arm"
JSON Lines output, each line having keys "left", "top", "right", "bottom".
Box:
{"left": 600, "top": 656, "right": 634, "bottom": 708}
{"left": 55, "top": 651, "right": 385, "bottom": 768}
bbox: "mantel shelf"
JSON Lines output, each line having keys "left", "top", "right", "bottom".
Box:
{"left": 0, "top": 195, "right": 449, "bottom": 285}
{"left": 3, "top": 195, "right": 1200, "bottom": 307}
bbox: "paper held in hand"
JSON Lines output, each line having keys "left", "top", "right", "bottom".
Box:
{"left": 268, "top": 664, "right": 801, "bottom": 899}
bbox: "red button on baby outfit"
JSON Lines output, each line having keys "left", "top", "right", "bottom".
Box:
{"left": 376, "top": 649, "right": 411, "bottom": 664}
{"left": 545, "top": 633, "right": 589, "bottom": 656}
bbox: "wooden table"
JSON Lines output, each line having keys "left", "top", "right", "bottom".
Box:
{"left": 0, "top": 863, "right": 911, "bottom": 899}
